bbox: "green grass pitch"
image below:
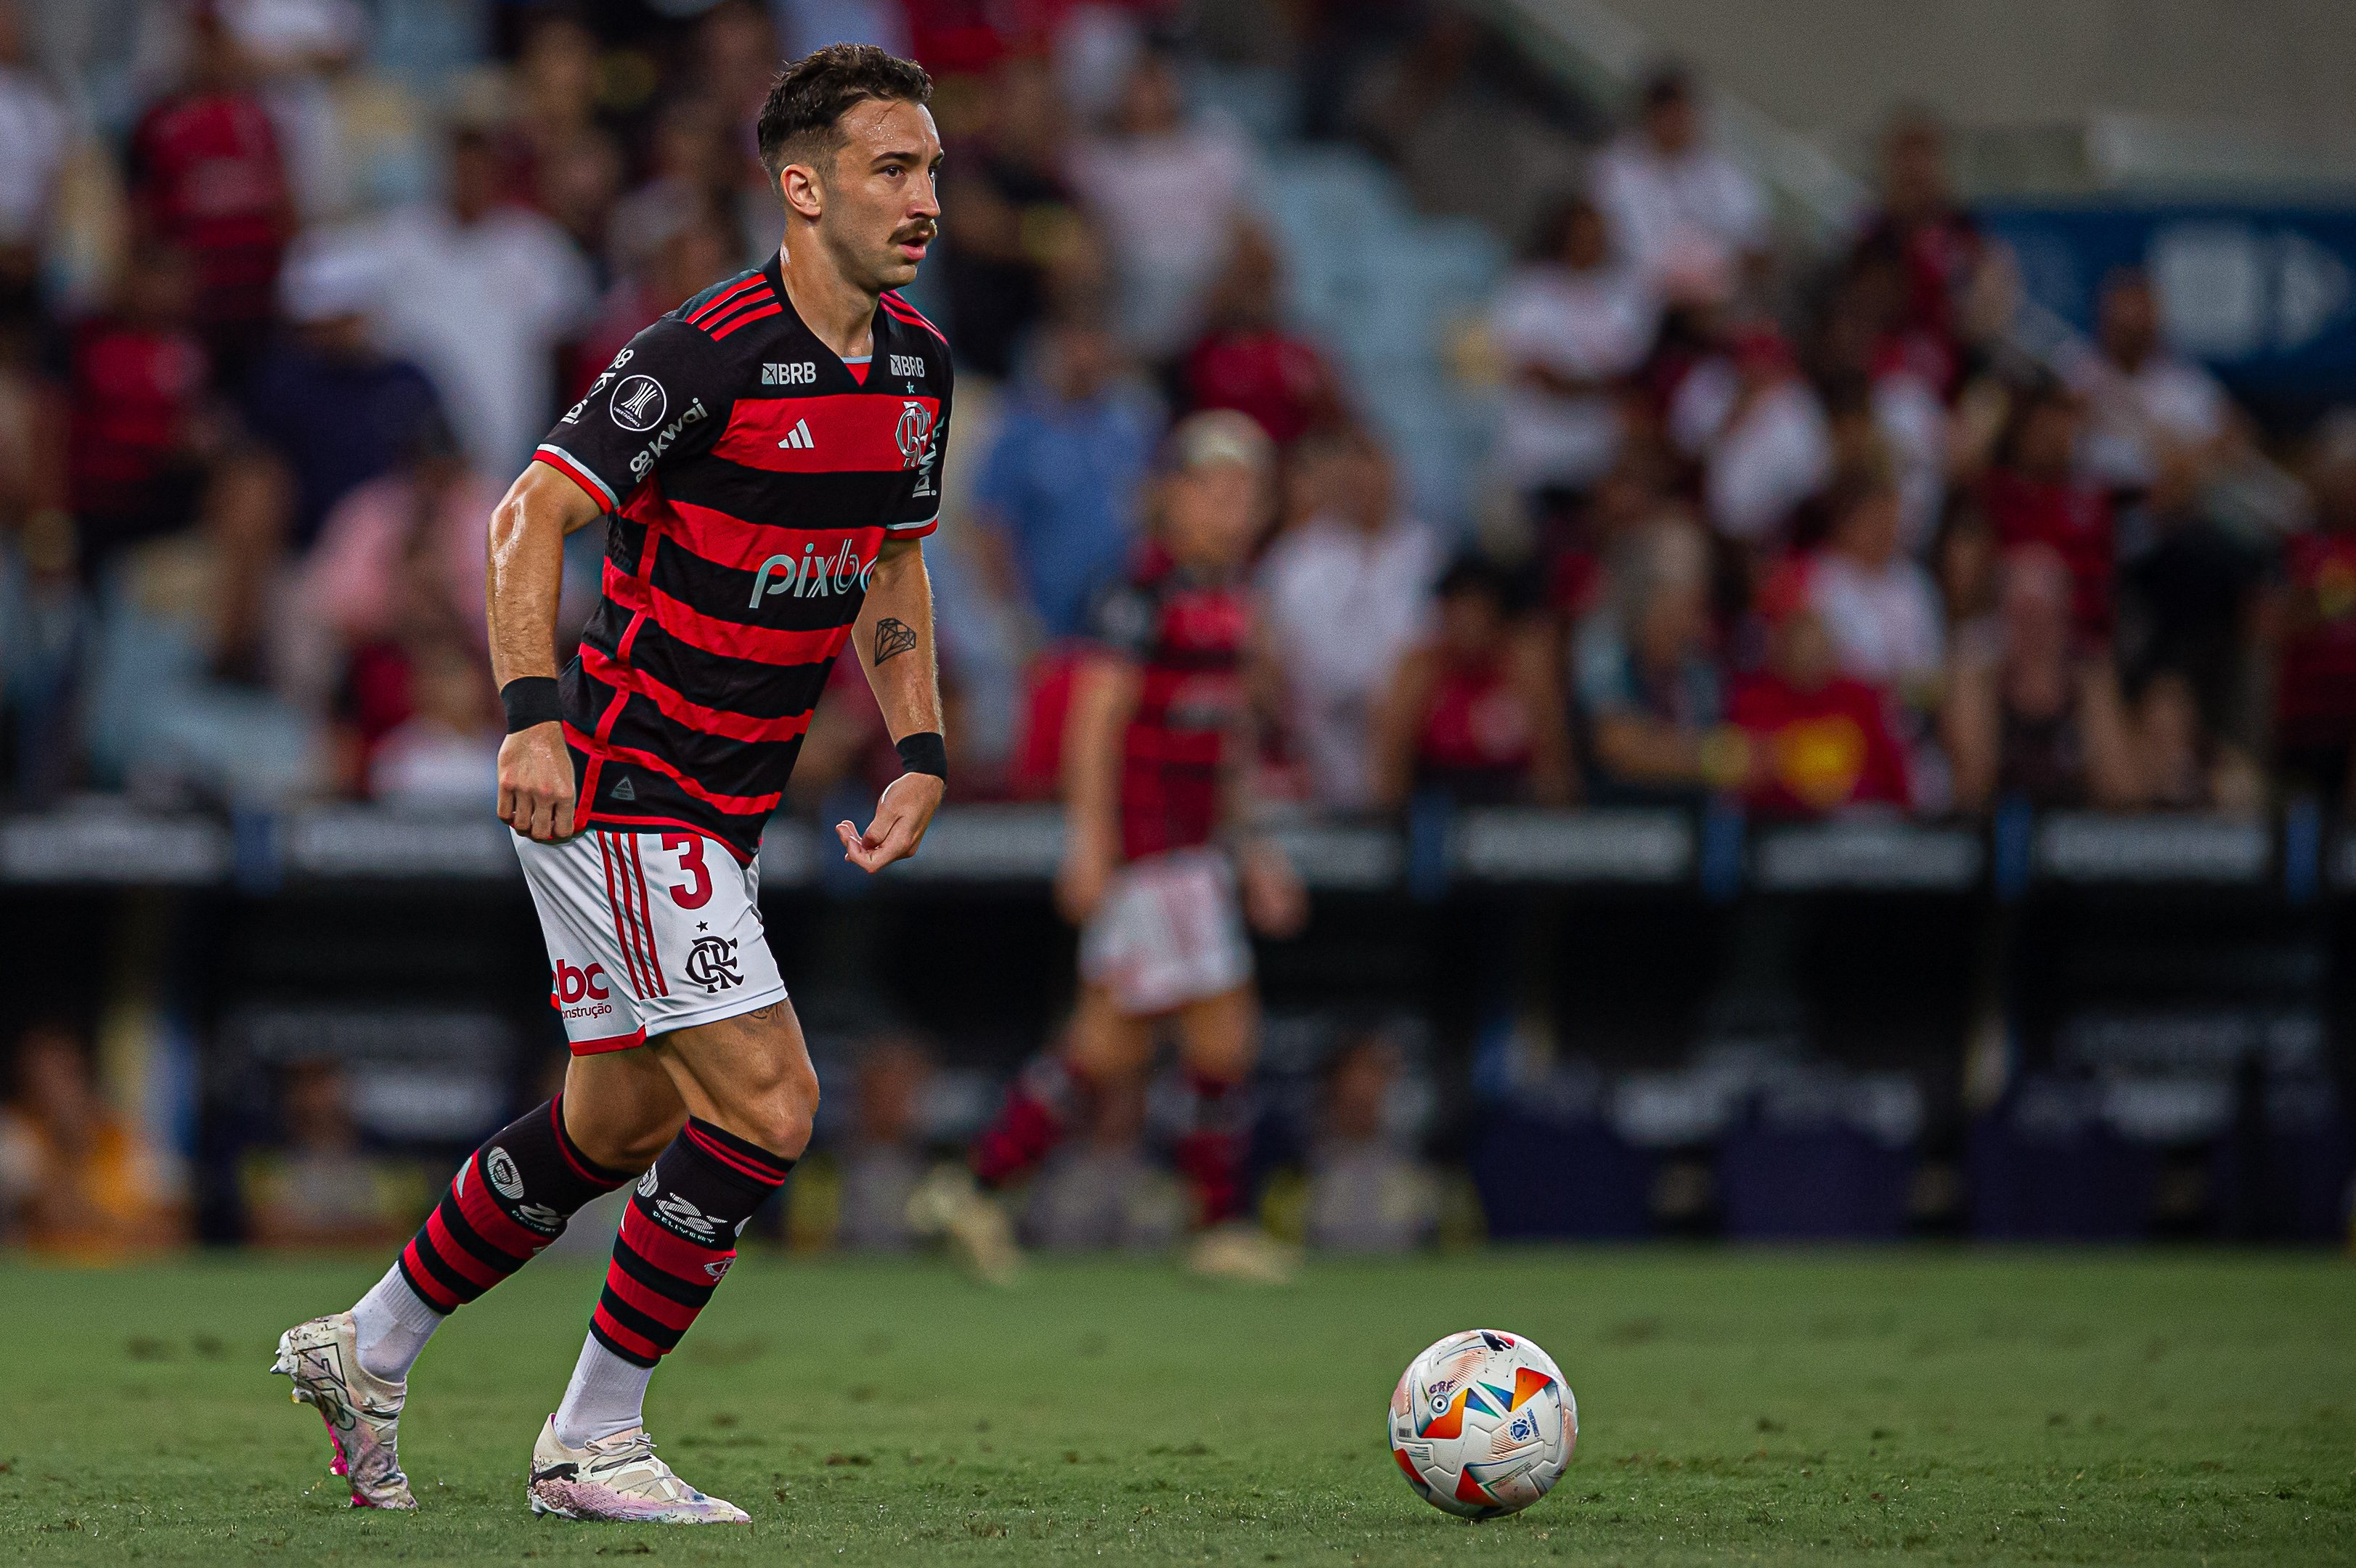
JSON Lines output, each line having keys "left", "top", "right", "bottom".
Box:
{"left": 0, "top": 1250, "right": 2349, "bottom": 1565}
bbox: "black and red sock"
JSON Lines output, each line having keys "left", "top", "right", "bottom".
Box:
{"left": 397, "top": 1096, "right": 627, "bottom": 1314}
{"left": 1175, "top": 1069, "right": 1251, "bottom": 1227}
{"left": 970, "top": 1055, "right": 1093, "bottom": 1190}
{"left": 589, "top": 1118, "right": 791, "bottom": 1368}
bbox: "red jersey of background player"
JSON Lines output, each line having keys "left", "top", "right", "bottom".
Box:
{"left": 1081, "top": 543, "right": 1249, "bottom": 862}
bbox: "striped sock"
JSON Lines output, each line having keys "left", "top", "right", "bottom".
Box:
{"left": 1175, "top": 1070, "right": 1251, "bottom": 1227}
{"left": 394, "top": 1097, "right": 628, "bottom": 1315}
{"left": 970, "top": 1055, "right": 1092, "bottom": 1190}
{"left": 587, "top": 1119, "right": 791, "bottom": 1370}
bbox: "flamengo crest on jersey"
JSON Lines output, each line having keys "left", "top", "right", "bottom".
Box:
{"left": 531, "top": 261, "right": 952, "bottom": 860}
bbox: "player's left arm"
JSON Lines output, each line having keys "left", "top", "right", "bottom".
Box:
{"left": 1226, "top": 609, "right": 1307, "bottom": 939}
{"left": 838, "top": 537, "right": 947, "bottom": 872}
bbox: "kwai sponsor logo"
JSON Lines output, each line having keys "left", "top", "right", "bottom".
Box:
{"left": 627, "top": 398, "right": 710, "bottom": 478}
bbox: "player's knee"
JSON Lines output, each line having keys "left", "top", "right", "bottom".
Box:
{"left": 607, "top": 1114, "right": 685, "bottom": 1172}
{"left": 739, "top": 1058, "right": 819, "bottom": 1160}
{"left": 568, "top": 1106, "right": 684, "bottom": 1175}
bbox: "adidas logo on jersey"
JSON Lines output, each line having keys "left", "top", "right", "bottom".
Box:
{"left": 608, "top": 772, "right": 636, "bottom": 801}
{"left": 777, "top": 419, "right": 815, "bottom": 450}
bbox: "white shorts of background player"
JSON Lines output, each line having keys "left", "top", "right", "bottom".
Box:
{"left": 515, "top": 828, "right": 786, "bottom": 1053}
{"left": 1077, "top": 846, "right": 1255, "bottom": 1017}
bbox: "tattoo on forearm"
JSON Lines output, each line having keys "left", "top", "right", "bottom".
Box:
{"left": 873, "top": 617, "right": 918, "bottom": 665}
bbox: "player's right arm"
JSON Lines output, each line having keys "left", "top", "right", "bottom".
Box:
{"left": 1054, "top": 648, "right": 1140, "bottom": 925}
{"left": 487, "top": 462, "right": 604, "bottom": 841}
{"left": 493, "top": 314, "right": 738, "bottom": 841}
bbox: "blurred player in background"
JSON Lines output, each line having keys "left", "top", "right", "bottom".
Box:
{"left": 269, "top": 44, "right": 953, "bottom": 1525}
{"left": 921, "top": 410, "right": 1305, "bottom": 1283}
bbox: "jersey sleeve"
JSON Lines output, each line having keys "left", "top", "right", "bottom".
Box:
{"left": 886, "top": 351, "right": 952, "bottom": 539}
{"left": 533, "top": 317, "right": 735, "bottom": 511}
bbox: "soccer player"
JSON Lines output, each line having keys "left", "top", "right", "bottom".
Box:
{"left": 922, "top": 410, "right": 1305, "bottom": 1283}
{"left": 269, "top": 45, "right": 954, "bottom": 1524}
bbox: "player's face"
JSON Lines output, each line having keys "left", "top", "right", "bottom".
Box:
{"left": 1163, "top": 461, "right": 1267, "bottom": 568}
{"left": 815, "top": 97, "right": 944, "bottom": 292}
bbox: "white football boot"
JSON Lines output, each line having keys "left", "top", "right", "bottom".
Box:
{"left": 271, "top": 1312, "right": 417, "bottom": 1509}
{"left": 526, "top": 1417, "right": 750, "bottom": 1524}
{"left": 905, "top": 1164, "right": 1023, "bottom": 1287}
{"left": 1186, "top": 1222, "right": 1302, "bottom": 1286}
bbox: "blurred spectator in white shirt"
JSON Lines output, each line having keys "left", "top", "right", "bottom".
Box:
{"left": 1488, "top": 194, "right": 1660, "bottom": 504}
{"left": 1669, "top": 326, "right": 1830, "bottom": 545}
{"left": 0, "top": 0, "right": 65, "bottom": 274}
{"left": 2071, "top": 267, "right": 2233, "bottom": 494}
{"left": 1809, "top": 470, "right": 1944, "bottom": 706}
{"left": 1068, "top": 48, "right": 1254, "bottom": 359}
{"left": 346, "top": 127, "right": 594, "bottom": 479}
{"left": 1258, "top": 425, "right": 1440, "bottom": 809}
{"left": 1591, "top": 65, "right": 1769, "bottom": 308}
{"left": 364, "top": 626, "right": 497, "bottom": 809}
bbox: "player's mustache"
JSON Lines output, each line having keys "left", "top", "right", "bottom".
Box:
{"left": 892, "top": 220, "right": 938, "bottom": 246}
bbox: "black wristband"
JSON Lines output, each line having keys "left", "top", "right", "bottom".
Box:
{"left": 895, "top": 731, "right": 948, "bottom": 780}
{"left": 500, "top": 677, "right": 563, "bottom": 733}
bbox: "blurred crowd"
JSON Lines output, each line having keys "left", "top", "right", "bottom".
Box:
{"left": 0, "top": 0, "right": 2345, "bottom": 823}
{"left": 1, "top": 1008, "right": 1454, "bottom": 1257}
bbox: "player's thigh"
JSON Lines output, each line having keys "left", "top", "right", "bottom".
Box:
{"left": 561, "top": 1047, "right": 685, "bottom": 1172}
{"left": 1067, "top": 982, "right": 1156, "bottom": 1081}
{"left": 648, "top": 998, "right": 821, "bottom": 1158}
{"left": 1173, "top": 984, "right": 1258, "bottom": 1083}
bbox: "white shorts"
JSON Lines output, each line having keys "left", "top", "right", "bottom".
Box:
{"left": 515, "top": 828, "right": 787, "bottom": 1053}
{"left": 1077, "top": 846, "right": 1254, "bottom": 1017}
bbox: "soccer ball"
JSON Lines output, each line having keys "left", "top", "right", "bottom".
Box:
{"left": 1387, "top": 1329, "right": 1575, "bottom": 1518}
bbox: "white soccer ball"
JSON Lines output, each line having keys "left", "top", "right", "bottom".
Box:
{"left": 1387, "top": 1328, "right": 1576, "bottom": 1518}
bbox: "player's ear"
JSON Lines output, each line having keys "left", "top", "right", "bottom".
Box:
{"left": 779, "top": 162, "right": 825, "bottom": 221}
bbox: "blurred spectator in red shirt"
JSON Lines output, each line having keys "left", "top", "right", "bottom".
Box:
{"left": 127, "top": 11, "right": 294, "bottom": 380}
{"left": 1370, "top": 553, "right": 1573, "bottom": 807}
{"left": 2273, "top": 412, "right": 2356, "bottom": 804}
{"left": 1944, "top": 545, "right": 2139, "bottom": 812}
{"left": 1980, "top": 380, "right": 2114, "bottom": 643}
{"left": 1181, "top": 222, "right": 1340, "bottom": 447}
{"left": 66, "top": 241, "right": 215, "bottom": 568}
{"left": 1845, "top": 111, "right": 1982, "bottom": 389}
{"left": 1728, "top": 564, "right": 1909, "bottom": 817}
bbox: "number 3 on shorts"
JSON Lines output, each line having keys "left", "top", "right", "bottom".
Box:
{"left": 664, "top": 833, "right": 712, "bottom": 909}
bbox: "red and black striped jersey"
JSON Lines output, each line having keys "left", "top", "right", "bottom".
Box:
{"left": 531, "top": 257, "right": 952, "bottom": 860}
{"left": 1083, "top": 545, "right": 1249, "bottom": 862}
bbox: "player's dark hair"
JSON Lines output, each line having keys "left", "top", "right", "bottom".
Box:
{"left": 755, "top": 43, "right": 934, "bottom": 187}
